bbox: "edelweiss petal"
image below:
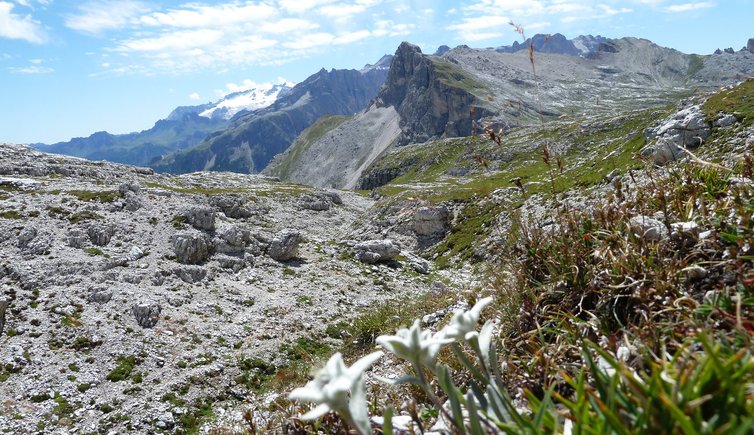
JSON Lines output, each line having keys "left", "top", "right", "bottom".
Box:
{"left": 442, "top": 297, "right": 493, "bottom": 341}
{"left": 377, "top": 320, "right": 453, "bottom": 366}
{"left": 289, "top": 351, "right": 383, "bottom": 422}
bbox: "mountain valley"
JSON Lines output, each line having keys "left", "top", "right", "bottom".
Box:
{"left": 2, "top": 33, "right": 754, "bottom": 433}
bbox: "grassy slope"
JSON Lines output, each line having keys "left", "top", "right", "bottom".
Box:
{"left": 276, "top": 80, "right": 754, "bottom": 435}
{"left": 363, "top": 105, "right": 670, "bottom": 267}
{"left": 264, "top": 115, "right": 351, "bottom": 180}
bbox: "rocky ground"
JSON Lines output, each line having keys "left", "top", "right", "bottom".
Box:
{"left": 0, "top": 144, "right": 457, "bottom": 433}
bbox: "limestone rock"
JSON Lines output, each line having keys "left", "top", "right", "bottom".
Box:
{"left": 714, "top": 113, "right": 738, "bottom": 128}
{"left": 88, "top": 289, "right": 113, "bottom": 304}
{"left": 179, "top": 206, "right": 216, "bottom": 231}
{"left": 17, "top": 226, "right": 37, "bottom": 248}
{"left": 300, "top": 191, "right": 342, "bottom": 211}
{"left": 209, "top": 195, "right": 253, "bottom": 219}
{"left": 174, "top": 265, "right": 208, "bottom": 283}
{"left": 643, "top": 105, "right": 710, "bottom": 165}
{"left": 629, "top": 215, "right": 669, "bottom": 241}
{"left": 88, "top": 224, "right": 115, "bottom": 246}
{"left": 170, "top": 232, "right": 212, "bottom": 264}
{"left": 300, "top": 194, "right": 331, "bottom": 211}
{"left": 354, "top": 239, "right": 400, "bottom": 264}
{"left": 215, "top": 254, "right": 250, "bottom": 272}
{"left": 17, "top": 226, "right": 50, "bottom": 255}
{"left": 67, "top": 228, "right": 89, "bottom": 248}
{"left": 118, "top": 182, "right": 141, "bottom": 196}
{"left": 0, "top": 297, "right": 9, "bottom": 336}
{"left": 122, "top": 191, "right": 143, "bottom": 211}
{"left": 748, "top": 38, "right": 754, "bottom": 54}
{"left": 413, "top": 206, "right": 449, "bottom": 236}
{"left": 267, "top": 229, "right": 303, "bottom": 261}
{"left": 132, "top": 303, "right": 161, "bottom": 328}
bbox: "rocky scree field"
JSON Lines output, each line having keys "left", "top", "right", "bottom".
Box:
{"left": 0, "top": 145, "right": 462, "bottom": 433}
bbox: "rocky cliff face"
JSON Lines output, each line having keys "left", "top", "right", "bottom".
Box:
{"left": 151, "top": 66, "right": 388, "bottom": 174}
{"left": 376, "top": 42, "right": 493, "bottom": 147}
{"left": 263, "top": 42, "right": 494, "bottom": 188}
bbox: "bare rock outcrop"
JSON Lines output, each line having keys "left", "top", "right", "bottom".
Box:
{"left": 179, "top": 206, "right": 216, "bottom": 231}
{"left": 170, "top": 231, "right": 212, "bottom": 264}
{"left": 88, "top": 223, "right": 115, "bottom": 246}
{"left": 0, "top": 297, "right": 9, "bottom": 336}
{"left": 354, "top": 239, "right": 401, "bottom": 264}
{"left": 210, "top": 195, "right": 254, "bottom": 219}
{"left": 132, "top": 303, "right": 161, "bottom": 328}
{"left": 414, "top": 206, "right": 449, "bottom": 236}
{"left": 642, "top": 105, "right": 710, "bottom": 165}
{"left": 267, "top": 229, "right": 303, "bottom": 261}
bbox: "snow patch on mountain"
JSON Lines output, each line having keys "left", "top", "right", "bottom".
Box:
{"left": 200, "top": 80, "right": 295, "bottom": 120}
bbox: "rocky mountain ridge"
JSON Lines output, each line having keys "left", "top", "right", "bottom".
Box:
{"left": 265, "top": 36, "right": 754, "bottom": 189}
{"left": 150, "top": 63, "right": 390, "bottom": 175}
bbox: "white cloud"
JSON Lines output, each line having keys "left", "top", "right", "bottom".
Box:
{"left": 373, "top": 20, "right": 414, "bottom": 37}
{"left": 463, "top": 31, "right": 505, "bottom": 42}
{"left": 9, "top": 64, "right": 53, "bottom": 73}
{"left": 448, "top": 15, "right": 512, "bottom": 32}
{"left": 283, "top": 32, "right": 334, "bottom": 49}
{"left": 258, "top": 18, "right": 319, "bottom": 34}
{"left": 335, "top": 29, "right": 371, "bottom": 45}
{"left": 138, "top": 3, "right": 277, "bottom": 28}
{"left": 664, "top": 1, "right": 715, "bottom": 12}
{"left": 598, "top": 4, "right": 632, "bottom": 15}
{"left": 0, "top": 1, "right": 46, "bottom": 43}
{"left": 188, "top": 92, "right": 201, "bottom": 100}
{"left": 86, "top": 0, "right": 413, "bottom": 75}
{"left": 278, "top": 0, "right": 337, "bottom": 13}
{"left": 65, "top": 1, "right": 149, "bottom": 35}
{"left": 115, "top": 29, "right": 225, "bottom": 53}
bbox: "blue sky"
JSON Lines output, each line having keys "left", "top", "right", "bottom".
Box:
{"left": 1, "top": 0, "right": 752, "bottom": 144}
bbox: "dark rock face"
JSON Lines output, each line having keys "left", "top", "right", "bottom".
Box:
{"left": 377, "top": 42, "right": 491, "bottom": 147}
{"left": 748, "top": 38, "right": 754, "bottom": 54}
{"left": 152, "top": 66, "right": 389, "bottom": 174}
{"left": 496, "top": 33, "right": 581, "bottom": 56}
{"left": 434, "top": 45, "right": 451, "bottom": 56}
{"left": 132, "top": 303, "right": 161, "bottom": 328}
{"left": 0, "top": 298, "right": 9, "bottom": 336}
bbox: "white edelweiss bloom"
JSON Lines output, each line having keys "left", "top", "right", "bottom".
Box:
{"left": 376, "top": 319, "right": 453, "bottom": 367}
{"left": 289, "top": 351, "right": 383, "bottom": 420}
{"left": 442, "top": 296, "right": 493, "bottom": 341}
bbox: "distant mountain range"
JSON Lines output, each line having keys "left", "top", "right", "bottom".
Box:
{"left": 494, "top": 33, "right": 608, "bottom": 57}
{"left": 150, "top": 54, "right": 393, "bottom": 174}
{"left": 31, "top": 34, "right": 754, "bottom": 182}
{"left": 32, "top": 81, "right": 296, "bottom": 167}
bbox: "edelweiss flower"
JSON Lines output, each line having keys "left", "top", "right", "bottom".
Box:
{"left": 289, "top": 351, "right": 383, "bottom": 424}
{"left": 442, "top": 297, "right": 493, "bottom": 341}
{"left": 376, "top": 319, "right": 453, "bottom": 367}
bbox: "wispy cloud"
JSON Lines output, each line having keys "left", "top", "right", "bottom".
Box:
{"left": 664, "top": 1, "right": 715, "bottom": 12}
{"left": 64, "top": 1, "right": 149, "bottom": 35}
{"left": 448, "top": 1, "right": 638, "bottom": 42}
{"left": 188, "top": 92, "right": 201, "bottom": 101}
{"left": 0, "top": 1, "right": 46, "bottom": 43}
{"left": 10, "top": 64, "right": 53, "bottom": 74}
{"left": 137, "top": 2, "right": 277, "bottom": 28}
{"left": 76, "top": 0, "right": 416, "bottom": 75}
